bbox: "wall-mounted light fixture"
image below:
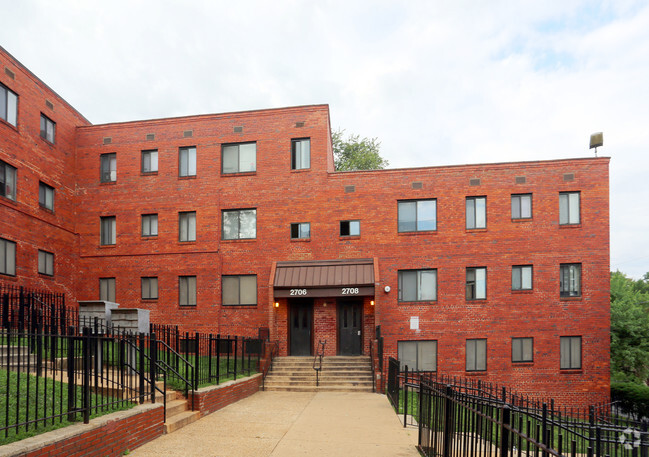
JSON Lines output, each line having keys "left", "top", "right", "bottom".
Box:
{"left": 370, "top": 300, "right": 375, "bottom": 306}
{"left": 384, "top": 286, "right": 391, "bottom": 293}
{"left": 274, "top": 302, "right": 279, "bottom": 308}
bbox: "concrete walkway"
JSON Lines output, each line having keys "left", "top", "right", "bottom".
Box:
{"left": 130, "top": 391, "right": 420, "bottom": 457}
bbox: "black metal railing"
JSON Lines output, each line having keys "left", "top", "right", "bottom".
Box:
{"left": 386, "top": 358, "right": 649, "bottom": 457}
{"left": 313, "top": 340, "right": 326, "bottom": 387}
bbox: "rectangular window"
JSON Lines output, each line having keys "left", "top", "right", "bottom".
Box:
{"left": 141, "top": 214, "right": 158, "bottom": 237}
{"left": 179, "top": 146, "right": 197, "bottom": 177}
{"left": 179, "top": 211, "right": 196, "bottom": 242}
{"left": 141, "top": 277, "right": 158, "bottom": 300}
{"left": 559, "top": 192, "right": 580, "bottom": 225}
{"left": 290, "top": 222, "right": 310, "bottom": 239}
{"left": 466, "top": 339, "right": 487, "bottom": 371}
{"left": 511, "top": 194, "right": 532, "bottom": 219}
{"left": 398, "top": 199, "right": 437, "bottom": 232}
{"left": 512, "top": 265, "right": 533, "bottom": 291}
{"left": 179, "top": 276, "right": 197, "bottom": 306}
{"left": 222, "top": 142, "right": 256, "bottom": 174}
{"left": 340, "top": 220, "right": 360, "bottom": 236}
{"left": 0, "top": 160, "right": 17, "bottom": 201}
{"left": 398, "top": 341, "right": 437, "bottom": 371}
{"left": 99, "top": 278, "right": 116, "bottom": 302}
{"left": 141, "top": 149, "right": 158, "bottom": 173}
{"left": 512, "top": 337, "right": 533, "bottom": 363}
{"left": 100, "top": 153, "right": 117, "bottom": 183}
{"left": 222, "top": 275, "right": 257, "bottom": 305}
{"left": 466, "top": 196, "right": 487, "bottom": 229}
{"left": 100, "top": 216, "right": 116, "bottom": 245}
{"left": 560, "top": 263, "right": 581, "bottom": 297}
{"left": 40, "top": 113, "right": 55, "bottom": 143}
{"left": 398, "top": 269, "right": 437, "bottom": 302}
{"left": 291, "top": 138, "right": 310, "bottom": 170}
{"left": 222, "top": 209, "right": 256, "bottom": 240}
{"left": 560, "top": 336, "right": 582, "bottom": 369}
{"left": 39, "top": 181, "right": 54, "bottom": 211}
{"left": 0, "top": 238, "right": 16, "bottom": 276}
{"left": 466, "top": 267, "right": 487, "bottom": 300}
{"left": 0, "top": 83, "right": 18, "bottom": 127}
{"left": 38, "top": 250, "right": 54, "bottom": 276}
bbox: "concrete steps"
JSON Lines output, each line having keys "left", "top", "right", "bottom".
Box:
{"left": 154, "top": 382, "right": 200, "bottom": 434}
{"left": 264, "top": 356, "right": 374, "bottom": 392}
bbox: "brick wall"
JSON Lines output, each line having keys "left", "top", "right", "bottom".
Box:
{"left": 190, "top": 373, "right": 263, "bottom": 416}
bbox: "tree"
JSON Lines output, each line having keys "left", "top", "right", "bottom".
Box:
{"left": 332, "top": 128, "right": 389, "bottom": 171}
{"left": 610, "top": 270, "right": 649, "bottom": 384}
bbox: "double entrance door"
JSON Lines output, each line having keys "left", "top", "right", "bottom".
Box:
{"left": 288, "top": 298, "right": 363, "bottom": 356}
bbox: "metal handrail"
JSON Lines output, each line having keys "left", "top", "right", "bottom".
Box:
{"left": 261, "top": 340, "right": 279, "bottom": 391}
{"left": 313, "top": 340, "right": 326, "bottom": 387}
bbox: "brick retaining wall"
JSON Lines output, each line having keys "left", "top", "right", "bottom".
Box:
{"left": 190, "top": 373, "right": 263, "bottom": 416}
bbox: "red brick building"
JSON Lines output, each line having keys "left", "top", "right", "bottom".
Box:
{"left": 1, "top": 46, "right": 610, "bottom": 405}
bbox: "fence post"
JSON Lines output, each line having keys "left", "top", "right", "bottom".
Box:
{"left": 194, "top": 332, "right": 199, "bottom": 389}
{"left": 403, "top": 365, "right": 408, "bottom": 428}
{"left": 208, "top": 333, "right": 213, "bottom": 381}
{"left": 500, "top": 405, "right": 511, "bottom": 457}
{"left": 82, "top": 327, "right": 91, "bottom": 424}
{"left": 150, "top": 332, "right": 157, "bottom": 404}
{"left": 67, "top": 330, "right": 76, "bottom": 421}
{"left": 233, "top": 335, "right": 238, "bottom": 381}
{"left": 139, "top": 332, "right": 145, "bottom": 404}
{"left": 216, "top": 334, "right": 221, "bottom": 384}
{"left": 443, "top": 385, "right": 454, "bottom": 457}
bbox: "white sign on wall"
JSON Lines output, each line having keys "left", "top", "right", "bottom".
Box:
{"left": 410, "top": 316, "right": 419, "bottom": 330}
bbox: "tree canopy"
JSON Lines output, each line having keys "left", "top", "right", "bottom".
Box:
{"left": 332, "top": 129, "right": 389, "bottom": 171}
{"left": 610, "top": 270, "right": 649, "bottom": 384}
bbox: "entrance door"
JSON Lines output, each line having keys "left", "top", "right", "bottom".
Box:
{"left": 289, "top": 299, "right": 313, "bottom": 356}
{"left": 338, "top": 300, "right": 362, "bottom": 355}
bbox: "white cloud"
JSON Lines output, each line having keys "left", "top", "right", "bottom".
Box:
{"left": 2, "top": 0, "right": 648, "bottom": 278}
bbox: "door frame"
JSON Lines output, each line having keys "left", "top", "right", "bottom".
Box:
{"left": 336, "top": 298, "right": 363, "bottom": 355}
{"left": 288, "top": 298, "right": 314, "bottom": 356}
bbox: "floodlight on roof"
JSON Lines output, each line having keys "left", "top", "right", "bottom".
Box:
{"left": 590, "top": 132, "right": 603, "bottom": 156}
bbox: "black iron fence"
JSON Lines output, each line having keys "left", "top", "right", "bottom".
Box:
{"left": 0, "top": 284, "right": 69, "bottom": 334}
{"left": 387, "top": 358, "right": 649, "bottom": 457}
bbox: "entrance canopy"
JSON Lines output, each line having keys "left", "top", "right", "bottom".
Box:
{"left": 273, "top": 258, "right": 376, "bottom": 298}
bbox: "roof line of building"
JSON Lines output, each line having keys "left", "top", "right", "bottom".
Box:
{"left": 0, "top": 44, "right": 92, "bottom": 126}
{"left": 77, "top": 104, "right": 331, "bottom": 130}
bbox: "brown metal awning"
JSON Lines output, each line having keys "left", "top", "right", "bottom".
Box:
{"left": 273, "top": 259, "right": 375, "bottom": 298}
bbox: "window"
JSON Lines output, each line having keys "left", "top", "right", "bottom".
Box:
{"left": 0, "top": 83, "right": 17, "bottom": 127}
{"left": 222, "top": 275, "right": 257, "bottom": 305}
{"left": 340, "top": 220, "right": 360, "bottom": 237}
{"left": 40, "top": 114, "right": 55, "bottom": 143}
{"left": 466, "top": 267, "right": 487, "bottom": 300}
{"left": 100, "top": 216, "right": 116, "bottom": 245}
{"left": 466, "top": 339, "right": 487, "bottom": 371}
{"left": 291, "top": 222, "right": 310, "bottom": 239}
{"left": 398, "top": 269, "right": 437, "bottom": 302}
{"left": 141, "top": 214, "right": 158, "bottom": 237}
{"left": 0, "top": 238, "right": 16, "bottom": 276}
{"left": 141, "top": 150, "right": 158, "bottom": 173}
{"left": 179, "top": 146, "right": 196, "bottom": 177}
{"left": 398, "top": 200, "right": 436, "bottom": 232}
{"left": 39, "top": 182, "right": 54, "bottom": 211}
{"left": 100, "top": 153, "right": 117, "bottom": 183}
{"left": 560, "top": 263, "right": 581, "bottom": 297}
{"left": 141, "top": 277, "right": 158, "bottom": 300}
{"left": 560, "top": 336, "right": 581, "bottom": 369}
{"left": 466, "top": 196, "right": 486, "bottom": 229}
{"left": 512, "top": 265, "right": 533, "bottom": 291}
{"left": 179, "top": 276, "right": 196, "bottom": 306}
{"left": 222, "top": 209, "right": 256, "bottom": 240}
{"left": 222, "top": 142, "right": 256, "bottom": 174}
{"left": 511, "top": 194, "right": 532, "bottom": 219}
{"left": 0, "top": 160, "right": 16, "bottom": 201}
{"left": 398, "top": 341, "right": 437, "bottom": 371}
{"left": 99, "top": 278, "right": 116, "bottom": 302}
{"left": 38, "top": 250, "right": 54, "bottom": 276}
{"left": 512, "top": 337, "right": 533, "bottom": 363}
{"left": 291, "top": 138, "right": 310, "bottom": 170}
{"left": 559, "top": 192, "right": 580, "bottom": 225}
{"left": 179, "top": 211, "right": 196, "bottom": 242}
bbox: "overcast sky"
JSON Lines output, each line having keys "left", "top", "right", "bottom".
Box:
{"left": 2, "top": 0, "right": 648, "bottom": 279}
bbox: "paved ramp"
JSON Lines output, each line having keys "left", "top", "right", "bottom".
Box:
{"left": 130, "top": 391, "right": 420, "bottom": 457}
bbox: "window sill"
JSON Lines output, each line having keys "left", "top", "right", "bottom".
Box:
{"left": 141, "top": 235, "right": 158, "bottom": 240}
{"left": 0, "top": 119, "right": 18, "bottom": 131}
{"left": 0, "top": 195, "right": 17, "bottom": 205}
{"left": 221, "top": 238, "right": 257, "bottom": 242}
{"left": 511, "top": 289, "right": 533, "bottom": 294}
{"left": 40, "top": 137, "right": 56, "bottom": 147}
{"left": 398, "top": 300, "right": 437, "bottom": 305}
{"left": 221, "top": 304, "right": 258, "bottom": 308}
{"left": 339, "top": 235, "right": 360, "bottom": 240}
{"left": 221, "top": 171, "right": 256, "bottom": 177}
{"left": 100, "top": 181, "right": 117, "bottom": 186}
{"left": 178, "top": 175, "right": 197, "bottom": 180}
{"left": 38, "top": 273, "right": 54, "bottom": 279}
{"left": 0, "top": 273, "right": 17, "bottom": 280}
{"left": 559, "top": 296, "right": 582, "bottom": 301}
{"left": 511, "top": 218, "right": 533, "bottom": 222}
{"left": 512, "top": 362, "right": 534, "bottom": 366}
{"left": 99, "top": 244, "right": 116, "bottom": 249}
{"left": 397, "top": 230, "right": 437, "bottom": 236}
{"left": 465, "top": 371, "right": 487, "bottom": 376}
{"left": 290, "top": 168, "right": 311, "bottom": 173}
{"left": 290, "top": 238, "right": 311, "bottom": 242}
{"left": 179, "top": 240, "right": 197, "bottom": 244}
{"left": 39, "top": 205, "right": 54, "bottom": 214}
{"left": 560, "top": 369, "right": 583, "bottom": 374}
{"left": 141, "top": 298, "right": 158, "bottom": 302}
{"left": 141, "top": 171, "right": 158, "bottom": 176}
{"left": 559, "top": 224, "right": 582, "bottom": 229}
{"left": 466, "top": 298, "right": 487, "bottom": 302}
{"left": 179, "top": 305, "right": 197, "bottom": 309}
{"left": 466, "top": 228, "right": 487, "bottom": 233}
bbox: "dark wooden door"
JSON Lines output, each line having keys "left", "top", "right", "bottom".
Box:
{"left": 338, "top": 300, "right": 362, "bottom": 355}
{"left": 289, "top": 299, "right": 313, "bottom": 356}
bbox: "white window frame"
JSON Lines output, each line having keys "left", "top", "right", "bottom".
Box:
{"left": 511, "top": 194, "right": 532, "bottom": 219}
{"left": 222, "top": 275, "right": 257, "bottom": 306}
{"left": 290, "top": 222, "right": 310, "bottom": 239}
{"left": 466, "top": 196, "right": 487, "bottom": 229}
{"left": 398, "top": 199, "right": 437, "bottom": 232}
{"left": 340, "top": 220, "right": 360, "bottom": 237}
{"left": 398, "top": 340, "right": 437, "bottom": 371}
{"left": 559, "top": 192, "right": 580, "bottom": 225}
{"left": 512, "top": 265, "right": 533, "bottom": 291}
{"left": 222, "top": 209, "right": 257, "bottom": 240}
{"left": 179, "top": 146, "right": 196, "bottom": 177}
{"left": 222, "top": 142, "right": 256, "bottom": 174}
{"left": 398, "top": 269, "right": 437, "bottom": 302}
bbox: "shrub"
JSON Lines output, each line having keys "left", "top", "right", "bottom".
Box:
{"left": 611, "top": 381, "right": 649, "bottom": 419}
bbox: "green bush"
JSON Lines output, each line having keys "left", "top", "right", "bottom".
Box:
{"left": 611, "top": 381, "right": 649, "bottom": 419}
